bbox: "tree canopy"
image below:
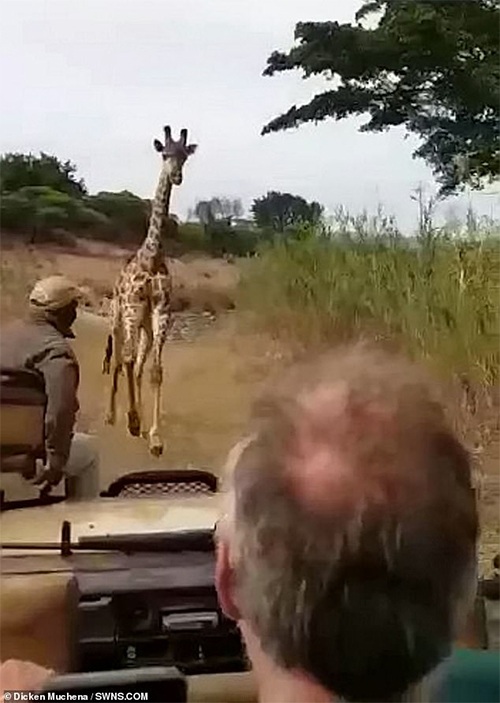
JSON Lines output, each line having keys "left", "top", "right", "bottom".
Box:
{"left": 191, "top": 197, "right": 244, "bottom": 226}
{"left": 252, "top": 191, "right": 323, "bottom": 232}
{"left": 261, "top": 0, "right": 499, "bottom": 196}
{"left": 0, "top": 152, "right": 150, "bottom": 244}
{"left": 188, "top": 197, "right": 254, "bottom": 255}
{"left": 0, "top": 152, "right": 87, "bottom": 198}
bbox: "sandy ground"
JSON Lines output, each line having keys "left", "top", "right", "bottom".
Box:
{"left": 73, "top": 310, "right": 277, "bottom": 482}
{"left": 0, "top": 238, "right": 239, "bottom": 318}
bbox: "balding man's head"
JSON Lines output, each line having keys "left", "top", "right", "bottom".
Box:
{"left": 217, "top": 344, "right": 478, "bottom": 702}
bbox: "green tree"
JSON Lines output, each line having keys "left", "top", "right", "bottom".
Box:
{"left": 0, "top": 152, "right": 87, "bottom": 197}
{"left": 251, "top": 191, "right": 323, "bottom": 233}
{"left": 0, "top": 190, "right": 38, "bottom": 232}
{"left": 218, "top": 197, "right": 244, "bottom": 222}
{"left": 191, "top": 197, "right": 245, "bottom": 227}
{"left": 0, "top": 186, "right": 78, "bottom": 242}
{"left": 85, "top": 191, "right": 149, "bottom": 242}
{"left": 190, "top": 197, "right": 258, "bottom": 255}
{"left": 193, "top": 199, "right": 220, "bottom": 229}
{"left": 261, "top": 0, "right": 499, "bottom": 196}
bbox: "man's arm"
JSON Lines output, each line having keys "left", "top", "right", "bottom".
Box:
{"left": 0, "top": 660, "right": 54, "bottom": 694}
{"left": 36, "top": 348, "right": 79, "bottom": 474}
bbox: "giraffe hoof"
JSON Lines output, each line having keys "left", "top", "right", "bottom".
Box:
{"left": 127, "top": 410, "right": 141, "bottom": 437}
{"left": 150, "top": 443, "right": 164, "bottom": 458}
{"left": 104, "top": 412, "right": 115, "bottom": 426}
{"left": 149, "top": 432, "right": 164, "bottom": 457}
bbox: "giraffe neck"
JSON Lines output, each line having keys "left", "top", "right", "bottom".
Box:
{"left": 137, "top": 168, "right": 172, "bottom": 268}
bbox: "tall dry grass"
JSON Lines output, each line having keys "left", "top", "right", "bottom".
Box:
{"left": 239, "top": 211, "right": 499, "bottom": 385}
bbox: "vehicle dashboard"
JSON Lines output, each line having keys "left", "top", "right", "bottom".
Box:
{"left": 1, "top": 550, "right": 257, "bottom": 703}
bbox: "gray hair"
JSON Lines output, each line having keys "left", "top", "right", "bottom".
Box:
{"left": 224, "top": 345, "right": 478, "bottom": 702}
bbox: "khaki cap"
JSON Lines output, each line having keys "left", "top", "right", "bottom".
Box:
{"left": 29, "top": 275, "right": 82, "bottom": 311}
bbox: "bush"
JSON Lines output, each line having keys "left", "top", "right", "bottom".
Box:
{"left": 0, "top": 190, "right": 37, "bottom": 231}
{"left": 0, "top": 186, "right": 79, "bottom": 242}
{"left": 0, "top": 153, "right": 150, "bottom": 245}
{"left": 73, "top": 205, "right": 111, "bottom": 231}
{"left": 85, "top": 191, "right": 149, "bottom": 243}
{"left": 203, "top": 222, "right": 264, "bottom": 257}
{"left": 0, "top": 152, "right": 87, "bottom": 197}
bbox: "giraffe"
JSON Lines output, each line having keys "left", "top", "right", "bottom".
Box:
{"left": 102, "top": 125, "right": 197, "bottom": 457}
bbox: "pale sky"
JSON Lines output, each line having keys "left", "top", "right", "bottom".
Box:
{"left": 1, "top": 0, "right": 498, "bottom": 232}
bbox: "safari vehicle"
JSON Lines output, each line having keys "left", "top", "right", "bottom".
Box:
{"left": 1, "top": 367, "right": 498, "bottom": 703}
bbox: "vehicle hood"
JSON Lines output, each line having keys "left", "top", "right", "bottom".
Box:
{"left": 1, "top": 494, "right": 224, "bottom": 550}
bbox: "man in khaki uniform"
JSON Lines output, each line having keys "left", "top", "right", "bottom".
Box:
{"left": 0, "top": 275, "right": 99, "bottom": 500}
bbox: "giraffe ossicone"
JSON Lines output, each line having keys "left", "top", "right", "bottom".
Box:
{"left": 102, "top": 125, "right": 198, "bottom": 457}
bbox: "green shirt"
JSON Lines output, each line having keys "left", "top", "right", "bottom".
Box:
{"left": 436, "top": 649, "right": 500, "bottom": 703}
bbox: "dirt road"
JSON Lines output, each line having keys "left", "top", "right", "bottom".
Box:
{"left": 72, "top": 309, "right": 278, "bottom": 487}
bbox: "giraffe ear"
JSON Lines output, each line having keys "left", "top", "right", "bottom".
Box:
{"left": 153, "top": 139, "right": 164, "bottom": 153}
{"left": 186, "top": 144, "right": 198, "bottom": 155}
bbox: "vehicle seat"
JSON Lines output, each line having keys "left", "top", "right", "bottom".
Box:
{"left": 0, "top": 367, "right": 46, "bottom": 478}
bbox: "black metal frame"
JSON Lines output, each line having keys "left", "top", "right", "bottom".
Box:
{"left": 0, "top": 366, "right": 47, "bottom": 461}
{"left": 0, "top": 519, "right": 215, "bottom": 556}
{"left": 99, "top": 469, "right": 219, "bottom": 497}
{"left": 1, "top": 366, "right": 48, "bottom": 501}
{"left": 0, "top": 480, "right": 68, "bottom": 512}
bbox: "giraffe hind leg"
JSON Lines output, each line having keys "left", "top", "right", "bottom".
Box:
{"left": 104, "top": 328, "right": 123, "bottom": 426}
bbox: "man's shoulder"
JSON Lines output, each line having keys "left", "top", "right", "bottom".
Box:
{"left": 1, "top": 318, "right": 27, "bottom": 336}
{"left": 4, "top": 319, "right": 76, "bottom": 364}
{"left": 41, "top": 329, "right": 78, "bottom": 363}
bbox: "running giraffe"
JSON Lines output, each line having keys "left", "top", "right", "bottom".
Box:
{"left": 102, "top": 125, "right": 197, "bottom": 456}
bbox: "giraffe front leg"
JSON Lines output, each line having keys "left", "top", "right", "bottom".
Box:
{"left": 149, "top": 353, "right": 164, "bottom": 457}
{"left": 135, "top": 324, "right": 153, "bottom": 440}
{"left": 123, "top": 312, "right": 142, "bottom": 438}
{"left": 148, "top": 308, "right": 171, "bottom": 457}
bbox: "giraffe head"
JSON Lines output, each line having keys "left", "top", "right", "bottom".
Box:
{"left": 153, "top": 125, "right": 197, "bottom": 186}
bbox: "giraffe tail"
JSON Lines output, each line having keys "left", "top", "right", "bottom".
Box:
{"left": 102, "top": 334, "right": 113, "bottom": 375}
